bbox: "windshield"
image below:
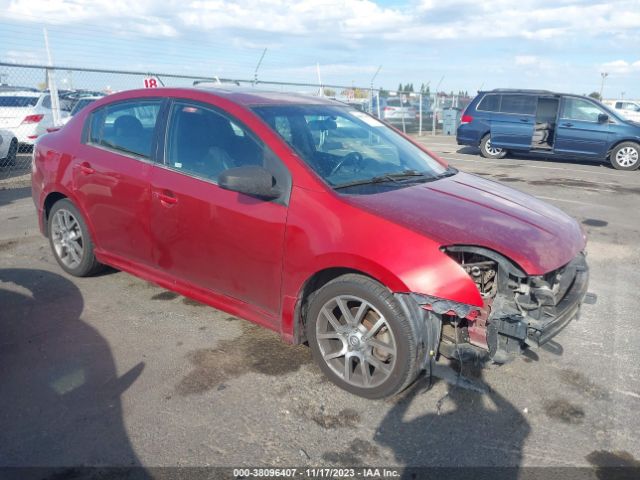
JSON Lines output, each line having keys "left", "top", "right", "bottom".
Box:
{"left": 252, "top": 105, "right": 449, "bottom": 191}
{"left": 0, "top": 96, "right": 38, "bottom": 107}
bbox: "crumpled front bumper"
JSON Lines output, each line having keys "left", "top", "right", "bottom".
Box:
{"left": 495, "top": 253, "right": 591, "bottom": 349}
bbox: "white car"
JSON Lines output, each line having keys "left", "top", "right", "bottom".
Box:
{"left": 611, "top": 100, "right": 640, "bottom": 122}
{"left": 0, "top": 128, "right": 18, "bottom": 167}
{"left": 60, "top": 95, "right": 105, "bottom": 126}
{"left": 0, "top": 91, "right": 68, "bottom": 147}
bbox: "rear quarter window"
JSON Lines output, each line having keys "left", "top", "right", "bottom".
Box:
{"left": 477, "top": 94, "right": 500, "bottom": 112}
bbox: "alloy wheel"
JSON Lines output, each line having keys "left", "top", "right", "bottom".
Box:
{"left": 485, "top": 138, "right": 504, "bottom": 156}
{"left": 315, "top": 295, "right": 397, "bottom": 389}
{"left": 51, "top": 209, "right": 84, "bottom": 269}
{"left": 616, "top": 146, "right": 639, "bottom": 168}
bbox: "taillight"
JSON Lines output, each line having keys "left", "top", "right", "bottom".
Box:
{"left": 383, "top": 107, "right": 392, "bottom": 111}
{"left": 22, "top": 114, "right": 44, "bottom": 124}
{"left": 460, "top": 114, "right": 473, "bottom": 124}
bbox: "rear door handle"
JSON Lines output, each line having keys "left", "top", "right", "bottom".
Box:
{"left": 153, "top": 190, "right": 178, "bottom": 206}
{"left": 519, "top": 118, "right": 530, "bottom": 123}
{"left": 562, "top": 122, "right": 574, "bottom": 127}
{"left": 76, "top": 162, "right": 94, "bottom": 175}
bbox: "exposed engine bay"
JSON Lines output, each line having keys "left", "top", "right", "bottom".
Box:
{"left": 434, "top": 246, "right": 591, "bottom": 364}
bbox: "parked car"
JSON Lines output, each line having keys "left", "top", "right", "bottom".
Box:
{"left": 60, "top": 95, "right": 105, "bottom": 125}
{"left": 381, "top": 97, "right": 417, "bottom": 130}
{"left": 32, "top": 88, "right": 590, "bottom": 398}
{"left": 0, "top": 91, "right": 68, "bottom": 149}
{"left": 457, "top": 89, "right": 640, "bottom": 170}
{"left": 610, "top": 100, "right": 640, "bottom": 123}
{"left": 0, "top": 128, "right": 18, "bottom": 167}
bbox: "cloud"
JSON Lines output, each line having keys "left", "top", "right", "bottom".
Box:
{"left": 600, "top": 59, "right": 640, "bottom": 75}
{"left": 4, "top": 0, "right": 639, "bottom": 44}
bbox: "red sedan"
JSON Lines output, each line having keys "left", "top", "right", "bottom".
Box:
{"left": 32, "top": 88, "right": 589, "bottom": 398}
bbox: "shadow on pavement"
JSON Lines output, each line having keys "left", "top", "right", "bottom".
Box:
{"left": 375, "top": 366, "right": 530, "bottom": 479}
{"left": 0, "top": 268, "right": 148, "bottom": 477}
{"left": 0, "top": 186, "right": 31, "bottom": 208}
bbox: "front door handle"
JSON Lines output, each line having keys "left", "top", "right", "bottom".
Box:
{"left": 76, "top": 162, "right": 95, "bottom": 175}
{"left": 562, "top": 122, "right": 574, "bottom": 127}
{"left": 154, "top": 190, "right": 178, "bottom": 206}
{"left": 519, "top": 118, "right": 530, "bottom": 123}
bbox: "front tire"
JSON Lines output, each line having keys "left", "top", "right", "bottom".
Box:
{"left": 480, "top": 134, "right": 507, "bottom": 159}
{"left": 306, "top": 274, "right": 420, "bottom": 399}
{"left": 609, "top": 142, "right": 640, "bottom": 171}
{"left": 48, "top": 199, "right": 103, "bottom": 277}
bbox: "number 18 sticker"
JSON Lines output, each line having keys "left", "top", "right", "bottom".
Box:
{"left": 144, "top": 77, "right": 159, "bottom": 88}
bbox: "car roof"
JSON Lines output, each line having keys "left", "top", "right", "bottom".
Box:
{"left": 0, "top": 90, "right": 42, "bottom": 97}
{"left": 105, "top": 87, "right": 345, "bottom": 107}
{"left": 481, "top": 88, "right": 589, "bottom": 98}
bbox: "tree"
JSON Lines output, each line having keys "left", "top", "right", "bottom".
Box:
{"left": 322, "top": 87, "right": 336, "bottom": 97}
{"left": 398, "top": 83, "right": 403, "bottom": 94}
{"left": 378, "top": 87, "right": 389, "bottom": 98}
{"left": 588, "top": 91, "right": 602, "bottom": 101}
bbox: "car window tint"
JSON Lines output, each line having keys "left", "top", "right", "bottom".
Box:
{"left": 165, "top": 102, "right": 265, "bottom": 182}
{"left": 41, "top": 95, "right": 52, "bottom": 109}
{"left": 88, "top": 99, "right": 161, "bottom": 158}
{"left": 500, "top": 95, "right": 536, "bottom": 115}
{"left": 561, "top": 97, "right": 605, "bottom": 122}
{"left": 0, "top": 96, "right": 39, "bottom": 107}
{"left": 477, "top": 94, "right": 500, "bottom": 112}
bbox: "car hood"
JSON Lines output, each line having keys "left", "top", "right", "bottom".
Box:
{"left": 345, "top": 172, "right": 586, "bottom": 275}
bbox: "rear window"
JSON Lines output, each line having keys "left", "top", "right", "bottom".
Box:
{"left": 477, "top": 94, "right": 500, "bottom": 112}
{"left": 386, "top": 98, "right": 411, "bottom": 107}
{"left": 0, "top": 96, "right": 38, "bottom": 107}
{"left": 500, "top": 94, "right": 536, "bottom": 115}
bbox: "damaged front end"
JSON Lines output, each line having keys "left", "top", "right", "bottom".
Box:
{"left": 411, "top": 246, "right": 592, "bottom": 365}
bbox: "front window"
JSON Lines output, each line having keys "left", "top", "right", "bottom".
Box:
{"left": 561, "top": 97, "right": 607, "bottom": 122}
{"left": 252, "top": 105, "right": 451, "bottom": 193}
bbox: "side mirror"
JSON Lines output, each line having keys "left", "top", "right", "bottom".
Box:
{"left": 218, "top": 166, "right": 280, "bottom": 200}
{"left": 598, "top": 113, "right": 609, "bottom": 123}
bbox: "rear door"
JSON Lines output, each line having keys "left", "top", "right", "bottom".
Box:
{"left": 489, "top": 94, "right": 536, "bottom": 150}
{"left": 149, "top": 100, "right": 290, "bottom": 316}
{"left": 555, "top": 96, "right": 610, "bottom": 157}
{"left": 73, "top": 98, "right": 163, "bottom": 266}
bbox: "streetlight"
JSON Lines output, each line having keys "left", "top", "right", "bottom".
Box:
{"left": 599, "top": 72, "right": 608, "bottom": 100}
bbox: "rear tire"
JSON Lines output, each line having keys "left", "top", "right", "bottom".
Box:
{"left": 48, "top": 199, "right": 104, "bottom": 277}
{"left": 480, "top": 134, "right": 507, "bottom": 159}
{"left": 609, "top": 142, "right": 640, "bottom": 171}
{"left": 306, "top": 274, "right": 420, "bottom": 399}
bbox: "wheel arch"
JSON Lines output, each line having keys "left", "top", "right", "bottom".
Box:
{"left": 42, "top": 191, "right": 69, "bottom": 237}
{"left": 607, "top": 138, "right": 640, "bottom": 157}
{"left": 290, "top": 266, "right": 389, "bottom": 345}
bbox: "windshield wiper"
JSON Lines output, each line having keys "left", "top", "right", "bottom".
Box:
{"left": 334, "top": 170, "right": 431, "bottom": 189}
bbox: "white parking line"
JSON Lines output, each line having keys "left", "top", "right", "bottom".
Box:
{"left": 535, "top": 196, "right": 601, "bottom": 207}
{"left": 437, "top": 155, "right": 629, "bottom": 178}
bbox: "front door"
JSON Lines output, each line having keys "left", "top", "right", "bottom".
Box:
{"left": 73, "top": 98, "right": 163, "bottom": 266}
{"left": 149, "top": 100, "right": 290, "bottom": 316}
{"left": 489, "top": 94, "right": 536, "bottom": 150}
{"left": 555, "top": 96, "right": 611, "bottom": 158}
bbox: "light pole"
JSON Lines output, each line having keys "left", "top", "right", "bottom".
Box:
{"left": 599, "top": 72, "right": 608, "bottom": 100}
{"left": 369, "top": 65, "right": 382, "bottom": 115}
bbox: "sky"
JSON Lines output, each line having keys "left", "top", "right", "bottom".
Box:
{"left": 0, "top": 0, "right": 639, "bottom": 98}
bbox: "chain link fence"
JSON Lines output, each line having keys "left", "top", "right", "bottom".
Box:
{"left": 0, "top": 62, "right": 470, "bottom": 180}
